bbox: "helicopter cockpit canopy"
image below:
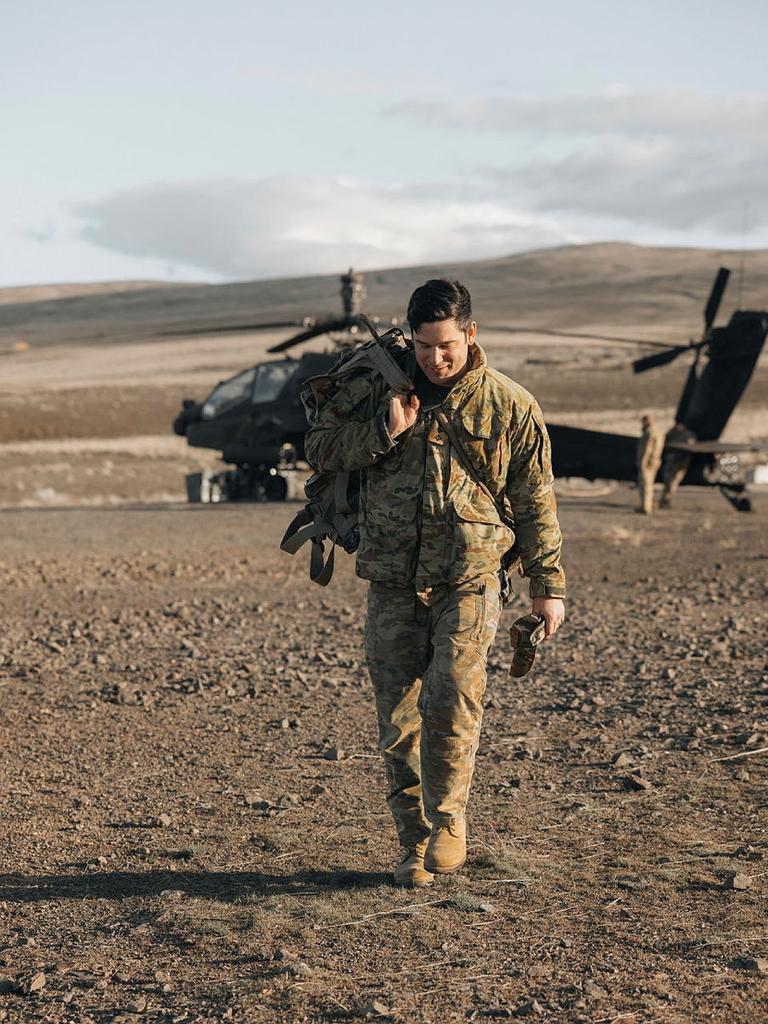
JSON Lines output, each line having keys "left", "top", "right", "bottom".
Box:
{"left": 202, "top": 360, "right": 294, "bottom": 419}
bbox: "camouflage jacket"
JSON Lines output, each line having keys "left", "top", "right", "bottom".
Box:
{"left": 304, "top": 342, "right": 566, "bottom": 599}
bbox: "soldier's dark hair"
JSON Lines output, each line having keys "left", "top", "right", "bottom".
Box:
{"left": 406, "top": 279, "right": 472, "bottom": 333}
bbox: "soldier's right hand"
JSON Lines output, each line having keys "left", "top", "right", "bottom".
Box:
{"left": 388, "top": 392, "right": 420, "bottom": 438}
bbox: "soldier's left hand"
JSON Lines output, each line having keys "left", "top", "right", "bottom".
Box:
{"left": 531, "top": 596, "right": 565, "bottom": 638}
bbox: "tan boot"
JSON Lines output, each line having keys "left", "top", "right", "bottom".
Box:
{"left": 393, "top": 840, "right": 434, "bottom": 888}
{"left": 424, "top": 821, "right": 467, "bottom": 874}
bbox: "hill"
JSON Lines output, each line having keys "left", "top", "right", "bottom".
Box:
{"left": 1, "top": 242, "right": 767, "bottom": 347}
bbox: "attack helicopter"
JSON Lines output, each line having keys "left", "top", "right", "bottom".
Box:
{"left": 173, "top": 270, "right": 397, "bottom": 501}
{"left": 173, "top": 266, "right": 767, "bottom": 509}
{"left": 546, "top": 267, "right": 767, "bottom": 510}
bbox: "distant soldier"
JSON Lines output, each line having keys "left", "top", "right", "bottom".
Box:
{"left": 660, "top": 422, "right": 695, "bottom": 508}
{"left": 340, "top": 268, "right": 366, "bottom": 319}
{"left": 635, "top": 414, "right": 664, "bottom": 514}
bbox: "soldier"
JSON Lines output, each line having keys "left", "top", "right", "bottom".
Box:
{"left": 660, "top": 421, "right": 695, "bottom": 508}
{"left": 304, "top": 279, "right": 566, "bottom": 887}
{"left": 635, "top": 413, "right": 664, "bottom": 514}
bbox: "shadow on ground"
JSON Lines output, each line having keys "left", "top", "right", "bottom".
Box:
{"left": 0, "top": 868, "right": 393, "bottom": 903}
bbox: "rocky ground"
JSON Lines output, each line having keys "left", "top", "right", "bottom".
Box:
{"left": 1, "top": 257, "right": 767, "bottom": 1022}
{"left": 0, "top": 488, "right": 766, "bottom": 1024}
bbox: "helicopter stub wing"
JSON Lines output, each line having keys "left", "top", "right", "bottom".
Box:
{"left": 665, "top": 439, "right": 768, "bottom": 455}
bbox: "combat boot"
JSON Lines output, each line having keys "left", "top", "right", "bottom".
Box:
{"left": 424, "top": 820, "right": 466, "bottom": 874}
{"left": 393, "top": 839, "right": 434, "bottom": 888}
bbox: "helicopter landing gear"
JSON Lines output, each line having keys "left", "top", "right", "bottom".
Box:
{"left": 185, "top": 470, "right": 224, "bottom": 503}
{"left": 185, "top": 457, "right": 302, "bottom": 504}
{"left": 718, "top": 483, "right": 752, "bottom": 512}
{"left": 264, "top": 471, "right": 288, "bottom": 502}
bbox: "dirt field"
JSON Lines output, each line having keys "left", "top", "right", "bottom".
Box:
{"left": 0, "top": 490, "right": 766, "bottom": 1024}
{"left": 1, "top": 249, "right": 767, "bottom": 1022}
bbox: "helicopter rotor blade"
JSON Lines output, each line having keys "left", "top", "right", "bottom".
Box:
{"left": 267, "top": 316, "right": 358, "bottom": 353}
{"left": 632, "top": 345, "right": 693, "bottom": 374}
{"left": 703, "top": 267, "right": 730, "bottom": 334}
{"left": 484, "top": 325, "right": 678, "bottom": 349}
{"left": 160, "top": 319, "right": 299, "bottom": 338}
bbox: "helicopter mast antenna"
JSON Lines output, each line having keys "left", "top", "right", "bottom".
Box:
{"left": 737, "top": 200, "right": 750, "bottom": 310}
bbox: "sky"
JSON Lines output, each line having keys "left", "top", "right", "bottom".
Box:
{"left": 2, "top": 0, "right": 767, "bottom": 286}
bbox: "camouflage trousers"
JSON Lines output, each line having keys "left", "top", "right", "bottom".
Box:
{"left": 638, "top": 456, "right": 662, "bottom": 514}
{"left": 364, "top": 572, "right": 502, "bottom": 847}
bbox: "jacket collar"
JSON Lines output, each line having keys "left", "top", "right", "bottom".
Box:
{"left": 441, "top": 341, "right": 487, "bottom": 412}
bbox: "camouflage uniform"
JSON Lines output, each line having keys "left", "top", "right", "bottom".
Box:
{"left": 661, "top": 423, "right": 695, "bottom": 507}
{"left": 304, "top": 342, "right": 565, "bottom": 845}
{"left": 636, "top": 416, "right": 665, "bottom": 514}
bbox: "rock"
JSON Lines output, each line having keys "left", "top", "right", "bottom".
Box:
{"left": 127, "top": 995, "right": 148, "bottom": 1013}
{"left": 726, "top": 872, "right": 752, "bottom": 890}
{"left": 323, "top": 746, "right": 345, "bottom": 761}
{"left": 732, "top": 956, "right": 768, "bottom": 973}
{"left": 611, "top": 752, "right": 631, "bottom": 768}
{"left": 582, "top": 979, "right": 607, "bottom": 999}
{"left": 154, "top": 969, "right": 172, "bottom": 984}
{"left": 515, "top": 999, "right": 544, "bottom": 1017}
{"left": 363, "top": 1001, "right": 392, "bottom": 1019}
{"left": 617, "top": 876, "right": 648, "bottom": 891}
{"left": 622, "top": 774, "right": 653, "bottom": 791}
{"left": 156, "top": 813, "right": 173, "bottom": 828}
{"left": 285, "top": 962, "right": 313, "bottom": 978}
{"left": 26, "top": 971, "right": 46, "bottom": 993}
{"left": 310, "top": 783, "right": 329, "bottom": 796}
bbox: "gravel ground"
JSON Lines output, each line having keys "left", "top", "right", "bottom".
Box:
{"left": 1, "top": 488, "right": 766, "bottom": 1024}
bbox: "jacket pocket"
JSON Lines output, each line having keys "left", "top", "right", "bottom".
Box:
{"left": 451, "top": 495, "right": 513, "bottom": 576}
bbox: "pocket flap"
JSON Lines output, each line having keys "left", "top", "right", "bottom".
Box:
{"left": 460, "top": 406, "right": 494, "bottom": 439}
{"left": 453, "top": 494, "right": 502, "bottom": 527}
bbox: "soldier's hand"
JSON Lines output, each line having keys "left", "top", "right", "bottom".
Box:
{"left": 388, "top": 392, "right": 420, "bottom": 438}
{"left": 532, "top": 596, "right": 565, "bottom": 638}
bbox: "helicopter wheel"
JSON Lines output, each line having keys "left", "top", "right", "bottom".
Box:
{"left": 264, "top": 473, "right": 288, "bottom": 502}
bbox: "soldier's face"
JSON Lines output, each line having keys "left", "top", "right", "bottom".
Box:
{"left": 413, "top": 318, "right": 478, "bottom": 385}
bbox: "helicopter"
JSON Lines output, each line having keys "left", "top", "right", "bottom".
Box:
{"left": 547, "top": 267, "right": 767, "bottom": 510}
{"left": 173, "top": 269, "right": 396, "bottom": 501}
{"left": 173, "top": 266, "right": 767, "bottom": 509}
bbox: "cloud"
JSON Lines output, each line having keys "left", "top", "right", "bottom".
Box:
{"left": 483, "top": 139, "right": 768, "bottom": 232}
{"left": 389, "top": 88, "right": 768, "bottom": 237}
{"left": 387, "top": 88, "right": 768, "bottom": 138}
{"left": 72, "top": 88, "right": 768, "bottom": 280}
{"left": 76, "top": 177, "right": 574, "bottom": 278}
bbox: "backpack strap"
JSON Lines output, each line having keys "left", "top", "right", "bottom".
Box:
{"left": 334, "top": 470, "right": 352, "bottom": 515}
{"left": 279, "top": 470, "right": 356, "bottom": 587}
{"left": 326, "top": 331, "right": 413, "bottom": 394}
{"left": 280, "top": 510, "right": 337, "bottom": 586}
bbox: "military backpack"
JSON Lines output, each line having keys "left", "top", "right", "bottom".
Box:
{"left": 279, "top": 318, "right": 413, "bottom": 585}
